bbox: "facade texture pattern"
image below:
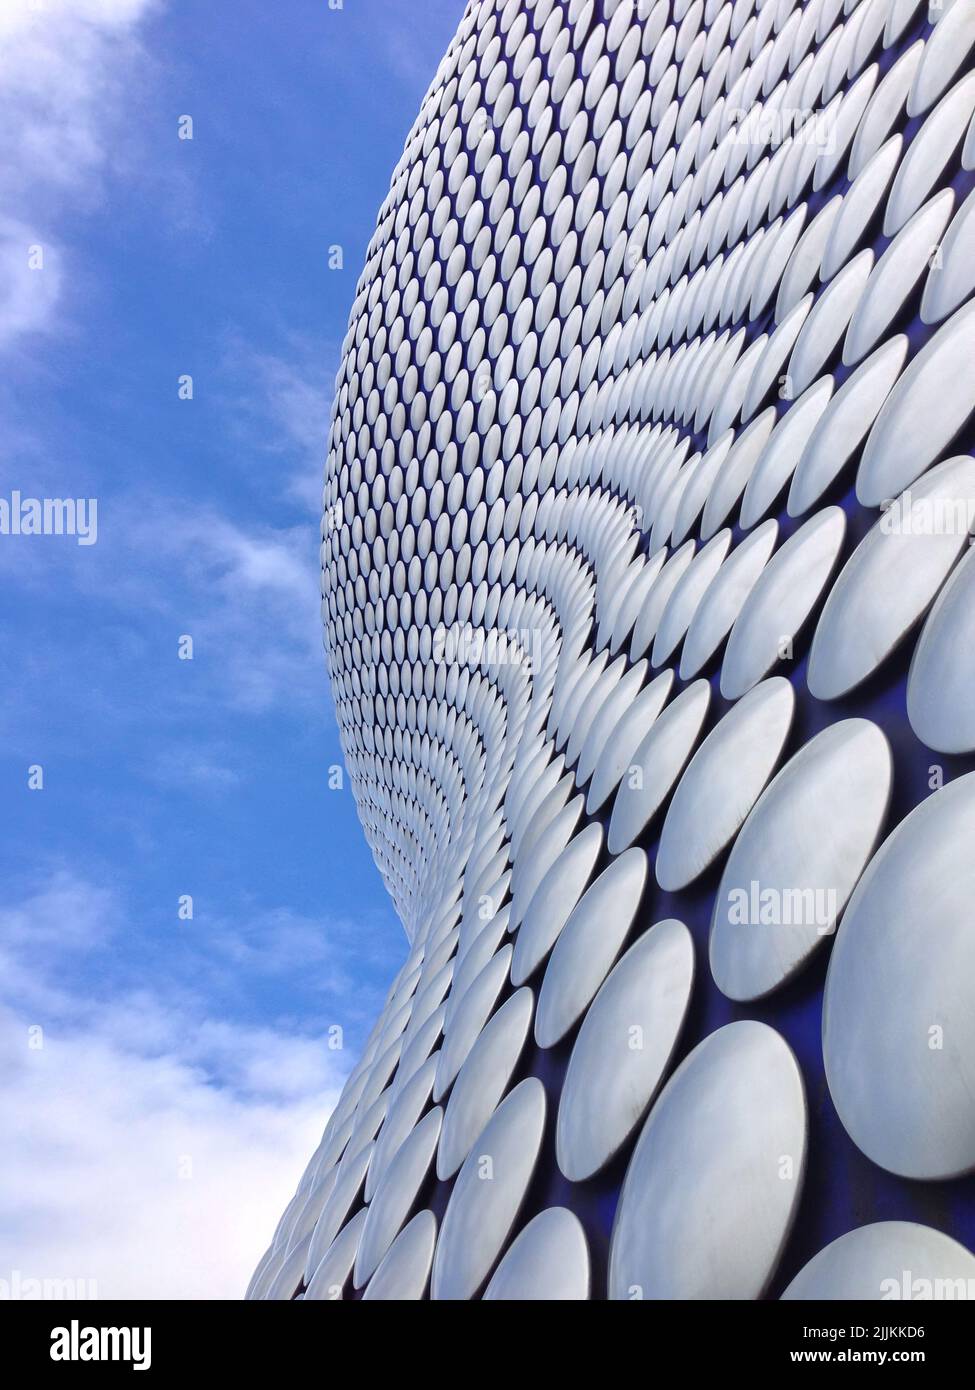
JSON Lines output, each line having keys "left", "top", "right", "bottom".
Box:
{"left": 249, "top": 0, "right": 975, "bottom": 1300}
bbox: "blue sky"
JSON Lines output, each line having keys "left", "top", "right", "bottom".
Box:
{"left": 0, "top": 0, "right": 462, "bottom": 1298}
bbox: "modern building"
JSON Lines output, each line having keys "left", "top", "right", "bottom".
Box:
{"left": 249, "top": 0, "right": 975, "bottom": 1300}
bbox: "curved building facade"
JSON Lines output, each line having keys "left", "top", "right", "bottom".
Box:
{"left": 249, "top": 0, "right": 975, "bottom": 1300}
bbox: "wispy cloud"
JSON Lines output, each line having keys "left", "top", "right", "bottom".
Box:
{"left": 198, "top": 902, "right": 397, "bottom": 1023}
{"left": 219, "top": 330, "right": 338, "bottom": 515}
{"left": 0, "top": 0, "right": 157, "bottom": 204}
{"left": 0, "top": 868, "right": 113, "bottom": 952}
{"left": 142, "top": 503, "right": 325, "bottom": 713}
{"left": 0, "top": 494, "right": 326, "bottom": 724}
{"left": 0, "top": 216, "right": 63, "bottom": 350}
{"left": 0, "top": 0, "right": 160, "bottom": 350}
{"left": 142, "top": 745, "right": 244, "bottom": 794}
{"left": 372, "top": 0, "right": 467, "bottom": 94}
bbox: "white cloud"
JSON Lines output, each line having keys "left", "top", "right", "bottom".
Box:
{"left": 143, "top": 505, "right": 325, "bottom": 713}
{"left": 0, "top": 0, "right": 157, "bottom": 204}
{"left": 0, "top": 868, "right": 114, "bottom": 952}
{"left": 0, "top": 873, "right": 349, "bottom": 1299}
{"left": 0, "top": 1016, "right": 334, "bottom": 1299}
{"left": 0, "top": 494, "right": 327, "bottom": 720}
{"left": 142, "top": 745, "right": 243, "bottom": 794}
{"left": 0, "top": 216, "right": 63, "bottom": 349}
{"left": 0, "top": 0, "right": 159, "bottom": 347}
{"left": 219, "top": 331, "right": 338, "bottom": 515}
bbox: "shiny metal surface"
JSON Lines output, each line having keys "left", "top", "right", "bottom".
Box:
{"left": 700, "top": 410, "right": 776, "bottom": 538}
{"left": 536, "top": 848, "right": 648, "bottom": 1048}
{"left": 557, "top": 918, "right": 694, "bottom": 1181}
{"left": 482, "top": 1208, "right": 591, "bottom": 1301}
{"left": 909, "top": 1, "right": 975, "bottom": 115}
{"left": 808, "top": 456, "right": 975, "bottom": 701}
{"left": 657, "top": 678, "right": 795, "bottom": 892}
{"left": 511, "top": 824, "right": 603, "bottom": 986}
{"left": 843, "top": 191, "right": 954, "bottom": 365}
{"left": 508, "top": 794, "right": 585, "bottom": 932}
{"left": 739, "top": 379, "right": 834, "bottom": 530}
{"left": 652, "top": 530, "right": 732, "bottom": 666}
{"left": 585, "top": 670, "right": 675, "bottom": 813}
{"left": 824, "top": 773, "right": 975, "bottom": 1180}
{"left": 907, "top": 543, "right": 975, "bottom": 752}
{"left": 437, "top": 988, "right": 534, "bottom": 1182}
{"left": 883, "top": 71, "right": 975, "bottom": 235}
{"left": 710, "top": 719, "right": 892, "bottom": 1001}
{"left": 609, "top": 1022, "right": 807, "bottom": 1300}
{"left": 576, "top": 660, "right": 650, "bottom": 787}
{"left": 782, "top": 1221, "right": 975, "bottom": 1301}
{"left": 434, "top": 946, "right": 512, "bottom": 1101}
{"left": 431, "top": 1078, "right": 547, "bottom": 1301}
{"left": 304, "top": 1210, "right": 368, "bottom": 1301}
{"left": 776, "top": 196, "right": 842, "bottom": 320}
{"left": 721, "top": 507, "right": 846, "bottom": 700}
{"left": 307, "top": 1141, "right": 374, "bottom": 1274}
{"left": 821, "top": 138, "right": 902, "bottom": 283}
{"left": 786, "top": 249, "right": 872, "bottom": 396}
{"left": 788, "top": 336, "right": 907, "bottom": 517}
{"left": 679, "top": 521, "right": 779, "bottom": 678}
{"left": 365, "top": 1054, "right": 438, "bottom": 1203}
{"left": 630, "top": 540, "right": 698, "bottom": 657}
{"left": 362, "top": 1210, "right": 437, "bottom": 1301}
{"left": 264, "top": 1233, "right": 312, "bottom": 1302}
{"left": 353, "top": 1106, "right": 442, "bottom": 1288}
{"left": 921, "top": 183, "right": 975, "bottom": 324}
{"left": 607, "top": 680, "right": 711, "bottom": 852}
{"left": 857, "top": 299, "right": 975, "bottom": 507}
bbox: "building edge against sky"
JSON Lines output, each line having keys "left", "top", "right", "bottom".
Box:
{"left": 249, "top": 0, "right": 975, "bottom": 1301}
